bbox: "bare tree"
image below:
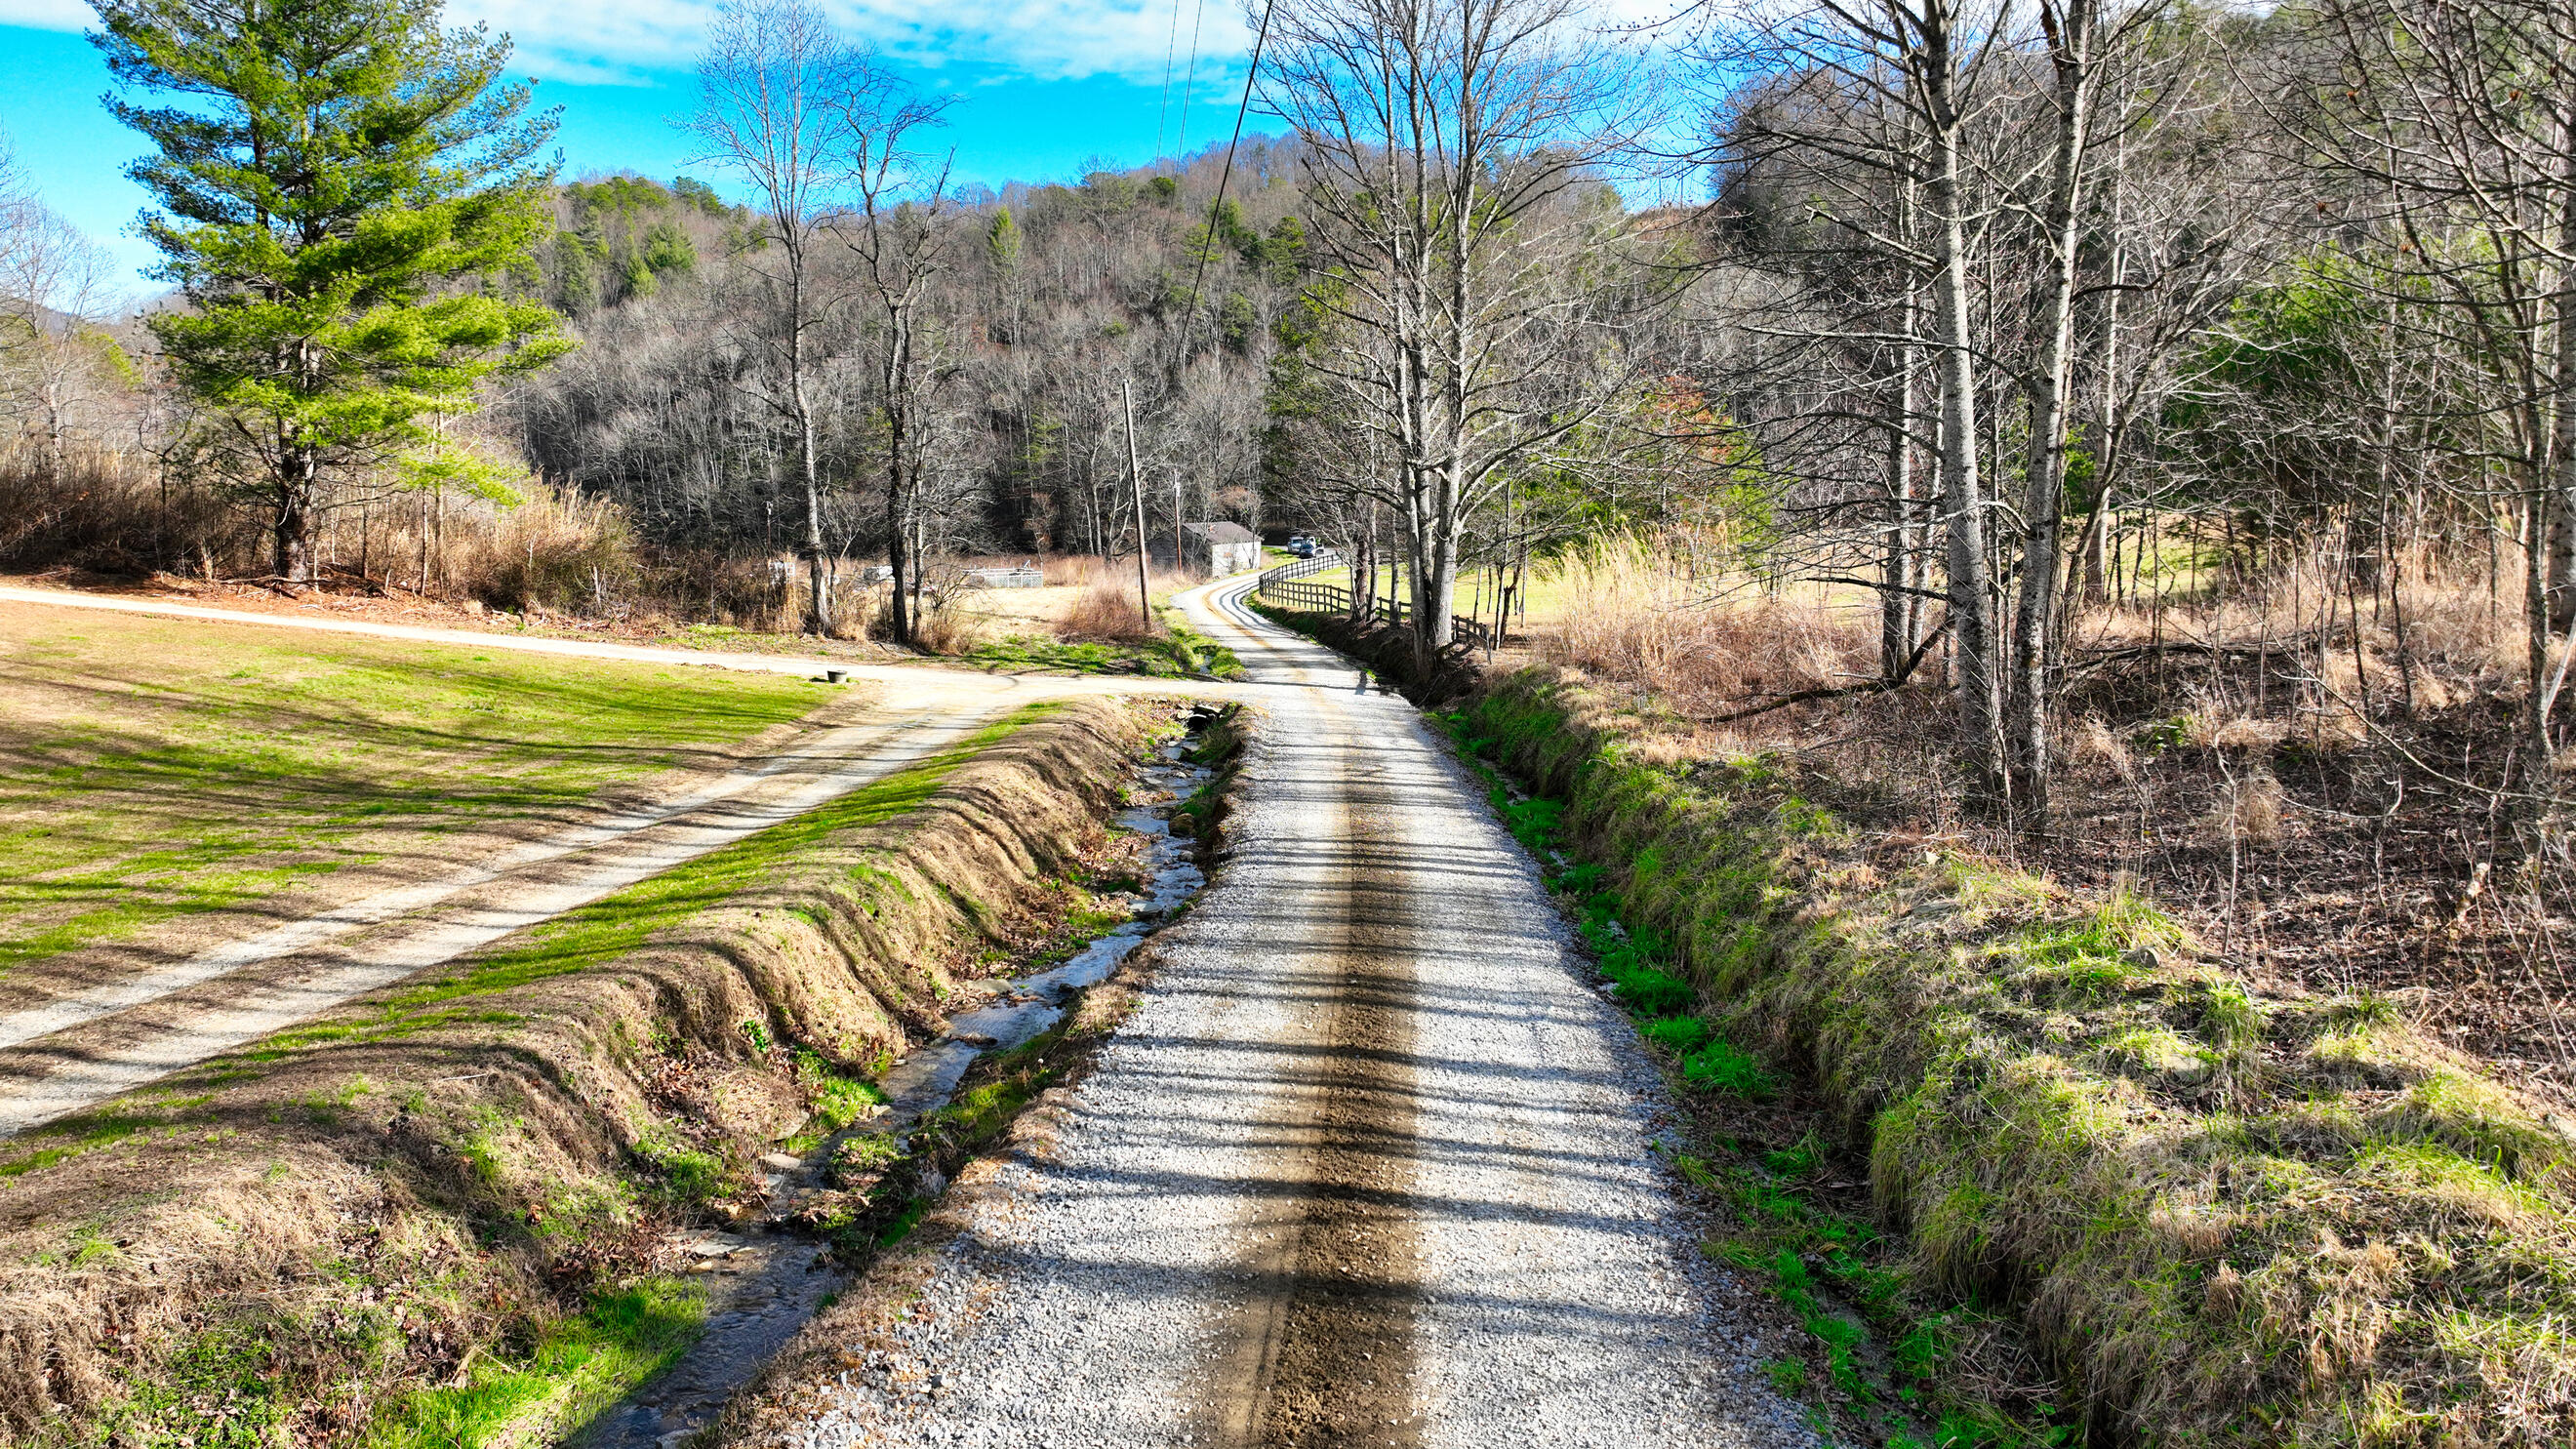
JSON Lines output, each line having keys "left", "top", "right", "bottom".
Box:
{"left": 683, "top": 0, "right": 865, "bottom": 633}
{"left": 1710, "top": 0, "right": 2016, "bottom": 796}
{"left": 2273, "top": 0, "right": 2576, "bottom": 767}
{"left": 832, "top": 72, "right": 957, "bottom": 645}
{"left": 1263, "top": 0, "right": 1664, "bottom": 674}
{"left": 0, "top": 202, "right": 128, "bottom": 479}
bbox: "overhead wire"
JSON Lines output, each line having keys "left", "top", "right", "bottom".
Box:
{"left": 1153, "top": 0, "right": 1186, "bottom": 165}
{"left": 1173, "top": 0, "right": 1278, "bottom": 366}
{"left": 1174, "top": 0, "right": 1210, "bottom": 161}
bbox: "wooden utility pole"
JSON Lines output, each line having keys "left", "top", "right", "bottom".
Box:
{"left": 1123, "top": 381, "right": 1155, "bottom": 635}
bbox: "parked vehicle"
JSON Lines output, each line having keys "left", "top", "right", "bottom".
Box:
{"left": 1287, "top": 536, "right": 1315, "bottom": 558}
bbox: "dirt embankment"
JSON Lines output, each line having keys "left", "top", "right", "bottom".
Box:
{"left": 1464, "top": 666, "right": 2576, "bottom": 1446}
{"left": 0, "top": 697, "right": 1165, "bottom": 1449}
{"left": 704, "top": 702, "right": 1265, "bottom": 1449}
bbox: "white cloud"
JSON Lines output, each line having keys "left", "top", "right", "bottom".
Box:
{"left": 0, "top": 0, "right": 95, "bottom": 27}
{"left": 440, "top": 0, "right": 1251, "bottom": 86}
{"left": 1, "top": 0, "right": 1254, "bottom": 87}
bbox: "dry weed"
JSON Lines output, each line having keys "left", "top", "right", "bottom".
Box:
{"left": 911, "top": 601, "right": 992, "bottom": 656}
{"left": 1060, "top": 558, "right": 1187, "bottom": 640}
{"left": 2073, "top": 716, "right": 2136, "bottom": 780}
{"left": 1533, "top": 533, "right": 1873, "bottom": 717}
{"left": 2195, "top": 714, "right": 2288, "bottom": 751}
{"left": 2072, "top": 543, "right": 2543, "bottom": 713}
{"left": 446, "top": 485, "right": 639, "bottom": 613}
{"left": 2199, "top": 759, "right": 2286, "bottom": 849}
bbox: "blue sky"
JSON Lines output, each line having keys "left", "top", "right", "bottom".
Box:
{"left": 0, "top": 0, "right": 1260, "bottom": 288}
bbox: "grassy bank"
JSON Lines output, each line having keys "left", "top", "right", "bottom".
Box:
{"left": 0, "top": 601, "right": 828, "bottom": 977}
{"left": 703, "top": 708, "right": 1257, "bottom": 1449}
{"left": 0, "top": 696, "right": 1169, "bottom": 1449}
{"left": 960, "top": 613, "right": 1245, "bottom": 680}
{"left": 1459, "top": 666, "right": 2576, "bottom": 1446}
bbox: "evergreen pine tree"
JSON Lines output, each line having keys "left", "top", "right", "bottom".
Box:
{"left": 94, "top": 0, "right": 571, "bottom": 581}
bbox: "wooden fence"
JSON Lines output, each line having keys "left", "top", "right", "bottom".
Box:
{"left": 1252, "top": 551, "right": 1499, "bottom": 651}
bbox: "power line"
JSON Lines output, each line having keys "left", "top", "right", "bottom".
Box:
{"left": 1154, "top": 0, "right": 1185, "bottom": 165}
{"left": 1173, "top": 0, "right": 1278, "bottom": 366}
{"left": 1174, "top": 0, "right": 1210, "bottom": 161}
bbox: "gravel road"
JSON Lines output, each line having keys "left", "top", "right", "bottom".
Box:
{"left": 770, "top": 578, "right": 1811, "bottom": 1449}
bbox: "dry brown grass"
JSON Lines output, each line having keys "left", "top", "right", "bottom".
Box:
{"left": 2073, "top": 543, "right": 2559, "bottom": 724}
{"left": 909, "top": 598, "right": 994, "bottom": 655}
{"left": 1039, "top": 553, "right": 1097, "bottom": 587}
{"left": 0, "top": 454, "right": 239, "bottom": 577}
{"left": 1529, "top": 533, "right": 1876, "bottom": 718}
{"left": 441, "top": 484, "right": 640, "bottom": 614}
{"left": 1061, "top": 557, "right": 1191, "bottom": 641}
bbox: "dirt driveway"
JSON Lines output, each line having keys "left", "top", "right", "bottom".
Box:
{"left": 0, "top": 584, "right": 1262, "bottom": 1135}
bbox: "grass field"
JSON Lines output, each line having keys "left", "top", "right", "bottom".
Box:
{"left": 0, "top": 603, "right": 831, "bottom": 978}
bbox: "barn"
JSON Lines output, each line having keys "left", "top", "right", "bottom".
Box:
{"left": 1163, "top": 521, "right": 1262, "bottom": 578}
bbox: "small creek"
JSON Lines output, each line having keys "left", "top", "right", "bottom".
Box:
{"left": 584, "top": 722, "right": 1216, "bottom": 1449}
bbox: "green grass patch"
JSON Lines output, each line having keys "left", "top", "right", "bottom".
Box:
{"left": 963, "top": 622, "right": 1243, "bottom": 680}
{"left": 0, "top": 610, "right": 824, "bottom": 971}
{"left": 367, "top": 1280, "right": 706, "bottom": 1449}
{"left": 784, "top": 1050, "right": 889, "bottom": 1154}
{"left": 221, "top": 704, "right": 1060, "bottom": 1067}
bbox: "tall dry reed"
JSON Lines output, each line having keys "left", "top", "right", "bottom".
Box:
{"left": 1061, "top": 557, "right": 1188, "bottom": 640}
{"left": 441, "top": 485, "right": 639, "bottom": 614}
{"left": 1533, "top": 533, "right": 1875, "bottom": 717}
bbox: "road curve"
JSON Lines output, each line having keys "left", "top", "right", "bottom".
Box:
{"left": 768, "top": 576, "right": 1810, "bottom": 1448}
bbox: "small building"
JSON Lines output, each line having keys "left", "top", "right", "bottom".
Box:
{"left": 1156, "top": 521, "right": 1262, "bottom": 578}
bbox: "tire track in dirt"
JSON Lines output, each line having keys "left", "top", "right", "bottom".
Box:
{"left": 0, "top": 708, "right": 918, "bottom": 1054}
{"left": 1207, "top": 708, "right": 1425, "bottom": 1448}
{"left": 0, "top": 701, "right": 1013, "bottom": 1137}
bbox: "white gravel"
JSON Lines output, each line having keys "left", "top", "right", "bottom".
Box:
{"left": 776, "top": 582, "right": 1815, "bottom": 1449}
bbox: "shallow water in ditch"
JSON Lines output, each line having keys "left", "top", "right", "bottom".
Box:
{"left": 584, "top": 731, "right": 1214, "bottom": 1449}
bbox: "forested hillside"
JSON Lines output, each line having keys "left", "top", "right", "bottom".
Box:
{"left": 505, "top": 149, "right": 1305, "bottom": 562}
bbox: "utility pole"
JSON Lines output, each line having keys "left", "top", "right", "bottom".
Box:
{"left": 1124, "top": 380, "right": 1155, "bottom": 635}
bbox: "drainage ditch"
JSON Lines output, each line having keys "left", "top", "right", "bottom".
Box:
{"left": 584, "top": 714, "right": 1221, "bottom": 1449}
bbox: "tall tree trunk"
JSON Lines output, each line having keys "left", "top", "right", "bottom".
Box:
{"left": 1125, "top": 381, "right": 1154, "bottom": 634}
{"left": 1411, "top": 463, "right": 1461, "bottom": 676}
{"left": 1882, "top": 292, "right": 1924, "bottom": 681}
{"left": 789, "top": 266, "right": 831, "bottom": 637}
{"left": 2551, "top": 197, "right": 2576, "bottom": 636}
{"left": 2007, "top": 0, "right": 2097, "bottom": 818}
{"left": 882, "top": 304, "right": 917, "bottom": 647}
{"left": 1927, "top": 60, "right": 2004, "bottom": 805}
{"left": 275, "top": 448, "right": 318, "bottom": 583}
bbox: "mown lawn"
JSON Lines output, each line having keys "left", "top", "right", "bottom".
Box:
{"left": 0, "top": 605, "right": 830, "bottom": 974}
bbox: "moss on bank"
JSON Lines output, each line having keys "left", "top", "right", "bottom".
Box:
{"left": 1464, "top": 667, "right": 2576, "bottom": 1447}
